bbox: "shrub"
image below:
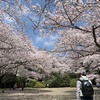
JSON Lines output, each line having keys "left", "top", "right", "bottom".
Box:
{"left": 34, "top": 82, "right": 45, "bottom": 88}
{"left": 61, "top": 74, "right": 70, "bottom": 87}
{"left": 49, "top": 73, "right": 70, "bottom": 87}
{"left": 41, "top": 81, "right": 46, "bottom": 86}
{"left": 25, "top": 82, "right": 33, "bottom": 87}
{"left": 25, "top": 80, "right": 37, "bottom": 87}
{"left": 49, "top": 77, "right": 62, "bottom": 87}
{"left": 70, "top": 79, "right": 77, "bottom": 87}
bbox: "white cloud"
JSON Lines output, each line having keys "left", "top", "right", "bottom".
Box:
{"left": 49, "top": 34, "right": 60, "bottom": 41}
{"left": 50, "top": 35, "right": 57, "bottom": 40}
{"left": 35, "top": 34, "right": 60, "bottom": 48}
{"left": 44, "top": 41, "right": 53, "bottom": 46}
{"left": 36, "top": 37, "right": 43, "bottom": 42}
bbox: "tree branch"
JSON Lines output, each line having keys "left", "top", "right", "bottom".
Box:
{"left": 92, "top": 25, "right": 100, "bottom": 48}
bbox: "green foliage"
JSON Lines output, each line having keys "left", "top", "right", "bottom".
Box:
{"left": 61, "top": 74, "right": 70, "bottom": 87}
{"left": 17, "top": 77, "right": 26, "bottom": 87}
{"left": 47, "top": 72, "right": 79, "bottom": 87}
{"left": 0, "top": 72, "right": 78, "bottom": 88}
{"left": 41, "top": 81, "right": 46, "bottom": 86}
{"left": 68, "top": 73, "right": 78, "bottom": 79}
{"left": 25, "top": 80, "right": 37, "bottom": 87}
{"left": 49, "top": 76, "right": 62, "bottom": 87}
{"left": 34, "top": 82, "right": 45, "bottom": 88}
{"left": 25, "top": 80, "right": 46, "bottom": 88}
{"left": 70, "top": 79, "right": 77, "bottom": 87}
{"left": 0, "top": 73, "right": 27, "bottom": 88}
{"left": 49, "top": 73, "right": 70, "bottom": 87}
{"left": 0, "top": 73, "right": 17, "bottom": 88}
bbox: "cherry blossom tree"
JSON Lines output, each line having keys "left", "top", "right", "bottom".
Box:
{"left": 0, "top": 0, "right": 100, "bottom": 75}
{"left": 0, "top": 22, "right": 35, "bottom": 76}
{"left": 0, "top": 17, "right": 61, "bottom": 79}
{"left": 39, "top": 0, "right": 100, "bottom": 73}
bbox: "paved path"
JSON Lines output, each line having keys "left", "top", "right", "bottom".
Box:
{"left": 0, "top": 88, "right": 100, "bottom": 100}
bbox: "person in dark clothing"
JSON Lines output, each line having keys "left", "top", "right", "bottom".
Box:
{"left": 76, "top": 71, "right": 95, "bottom": 100}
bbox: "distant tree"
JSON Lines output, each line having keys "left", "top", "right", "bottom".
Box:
{"left": 0, "top": 73, "right": 17, "bottom": 88}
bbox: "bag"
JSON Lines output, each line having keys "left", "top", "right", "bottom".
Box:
{"left": 79, "top": 80, "right": 94, "bottom": 96}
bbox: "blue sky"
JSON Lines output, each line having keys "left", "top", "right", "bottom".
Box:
{"left": 23, "top": 0, "right": 55, "bottom": 50}
{"left": 25, "top": 0, "right": 58, "bottom": 50}
{"left": 2, "top": 0, "right": 59, "bottom": 50}
{"left": 32, "top": 0, "right": 45, "bottom": 5}
{"left": 26, "top": 30, "right": 59, "bottom": 50}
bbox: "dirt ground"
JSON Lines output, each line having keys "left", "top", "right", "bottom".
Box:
{"left": 0, "top": 87, "right": 99, "bottom": 100}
